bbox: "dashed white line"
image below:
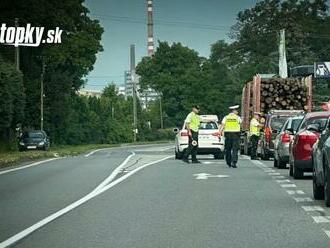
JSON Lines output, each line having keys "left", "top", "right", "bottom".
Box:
{"left": 273, "top": 175, "right": 286, "bottom": 179}
{"left": 280, "top": 184, "right": 297, "bottom": 188}
{"left": 268, "top": 172, "right": 281, "bottom": 176}
{"left": 302, "top": 206, "right": 325, "bottom": 212}
{"left": 312, "top": 216, "right": 330, "bottom": 223}
{"left": 287, "top": 190, "right": 305, "bottom": 195}
{"left": 293, "top": 197, "right": 313, "bottom": 203}
{"left": 276, "top": 179, "right": 291, "bottom": 183}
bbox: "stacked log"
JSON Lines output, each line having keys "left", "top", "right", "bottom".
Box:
{"left": 259, "top": 78, "right": 308, "bottom": 113}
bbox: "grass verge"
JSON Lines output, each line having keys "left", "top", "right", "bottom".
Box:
{"left": 0, "top": 141, "right": 171, "bottom": 169}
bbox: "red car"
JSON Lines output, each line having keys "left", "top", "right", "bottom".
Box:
{"left": 289, "top": 112, "right": 330, "bottom": 179}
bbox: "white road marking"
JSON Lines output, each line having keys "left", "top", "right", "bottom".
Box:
{"left": 0, "top": 155, "right": 172, "bottom": 248}
{"left": 193, "top": 173, "right": 229, "bottom": 180}
{"left": 273, "top": 175, "right": 286, "bottom": 179}
{"left": 85, "top": 148, "right": 111, "bottom": 157}
{"left": 293, "top": 197, "right": 313, "bottom": 203}
{"left": 280, "top": 184, "right": 297, "bottom": 188}
{"left": 268, "top": 172, "right": 281, "bottom": 176}
{"left": 276, "top": 179, "right": 291, "bottom": 183}
{"left": 324, "top": 230, "right": 330, "bottom": 239}
{"left": 91, "top": 152, "right": 135, "bottom": 194}
{"left": 302, "top": 206, "right": 325, "bottom": 212}
{"left": 287, "top": 190, "right": 305, "bottom": 195}
{"left": 252, "top": 160, "right": 264, "bottom": 165}
{"left": 312, "top": 216, "right": 330, "bottom": 223}
{"left": 264, "top": 169, "right": 276, "bottom": 173}
{"left": 0, "top": 158, "right": 61, "bottom": 176}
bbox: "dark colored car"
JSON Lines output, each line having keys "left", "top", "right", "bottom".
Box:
{"left": 259, "top": 110, "right": 304, "bottom": 160}
{"left": 289, "top": 112, "right": 330, "bottom": 179}
{"left": 312, "top": 117, "right": 330, "bottom": 206}
{"left": 19, "top": 130, "right": 50, "bottom": 151}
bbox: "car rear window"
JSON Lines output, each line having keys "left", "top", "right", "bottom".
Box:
{"left": 269, "top": 117, "right": 288, "bottom": 130}
{"left": 298, "top": 116, "right": 328, "bottom": 132}
{"left": 291, "top": 118, "right": 303, "bottom": 131}
{"left": 199, "top": 122, "right": 218, "bottom": 130}
{"left": 22, "top": 132, "right": 44, "bottom": 138}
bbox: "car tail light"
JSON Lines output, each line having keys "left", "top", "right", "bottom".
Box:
{"left": 212, "top": 132, "right": 221, "bottom": 137}
{"left": 281, "top": 133, "right": 291, "bottom": 143}
{"left": 265, "top": 127, "right": 272, "bottom": 143}
{"left": 180, "top": 131, "right": 189, "bottom": 137}
{"left": 297, "top": 134, "right": 318, "bottom": 143}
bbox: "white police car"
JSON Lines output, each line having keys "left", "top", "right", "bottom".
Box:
{"left": 174, "top": 115, "right": 225, "bottom": 159}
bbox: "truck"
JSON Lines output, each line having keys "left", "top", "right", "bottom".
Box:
{"left": 240, "top": 74, "right": 313, "bottom": 157}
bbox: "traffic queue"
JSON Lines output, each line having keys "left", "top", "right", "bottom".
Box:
{"left": 174, "top": 103, "right": 330, "bottom": 209}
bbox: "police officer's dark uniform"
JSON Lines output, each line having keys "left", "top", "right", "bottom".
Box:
{"left": 220, "top": 105, "right": 242, "bottom": 168}
{"left": 182, "top": 105, "right": 201, "bottom": 164}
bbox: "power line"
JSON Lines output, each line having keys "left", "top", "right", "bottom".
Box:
{"left": 91, "top": 13, "right": 231, "bottom": 31}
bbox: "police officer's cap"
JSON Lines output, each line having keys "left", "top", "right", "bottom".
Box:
{"left": 192, "top": 105, "right": 200, "bottom": 110}
{"left": 254, "top": 112, "right": 262, "bottom": 115}
{"left": 229, "top": 105, "right": 239, "bottom": 110}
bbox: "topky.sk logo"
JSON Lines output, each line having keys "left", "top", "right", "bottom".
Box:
{"left": 0, "top": 23, "right": 63, "bottom": 47}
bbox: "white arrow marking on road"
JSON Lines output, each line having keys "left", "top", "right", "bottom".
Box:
{"left": 193, "top": 173, "right": 230, "bottom": 180}
{"left": 312, "top": 216, "right": 330, "bottom": 223}
{"left": 302, "top": 206, "right": 325, "bottom": 212}
{"left": 324, "top": 230, "right": 330, "bottom": 239}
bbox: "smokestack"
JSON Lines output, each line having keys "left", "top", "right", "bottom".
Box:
{"left": 147, "top": 0, "right": 154, "bottom": 56}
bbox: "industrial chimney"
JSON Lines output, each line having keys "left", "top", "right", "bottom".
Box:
{"left": 147, "top": 0, "right": 154, "bottom": 56}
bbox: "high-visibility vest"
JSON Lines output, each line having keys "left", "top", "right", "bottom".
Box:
{"left": 250, "top": 118, "right": 260, "bottom": 136}
{"left": 224, "top": 113, "right": 241, "bottom": 132}
{"left": 190, "top": 112, "right": 201, "bottom": 132}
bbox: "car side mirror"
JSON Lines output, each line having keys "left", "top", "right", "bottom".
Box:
{"left": 307, "top": 124, "right": 320, "bottom": 132}
{"left": 173, "top": 128, "right": 179, "bottom": 134}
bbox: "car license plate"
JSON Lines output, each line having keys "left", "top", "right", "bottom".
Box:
{"left": 27, "top": 146, "right": 37, "bottom": 149}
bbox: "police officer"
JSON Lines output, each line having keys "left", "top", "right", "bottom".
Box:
{"left": 182, "top": 105, "right": 201, "bottom": 164}
{"left": 250, "top": 112, "right": 263, "bottom": 160}
{"left": 220, "top": 105, "right": 242, "bottom": 168}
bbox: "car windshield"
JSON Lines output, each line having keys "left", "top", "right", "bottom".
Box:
{"left": 23, "top": 132, "right": 44, "bottom": 139}
{"left": 270, "top": 117, "right": 288, "bottom": 131}
{"left": 199, "top": 122, "right": 218, "bottom": 130}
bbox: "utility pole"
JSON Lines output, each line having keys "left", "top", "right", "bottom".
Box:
{"left": 159, "top": 94, "right": 164, "bottom": 129}
{"left": 14, "top": 18, "right": 20, "bottom": 71}
{"left": 40, "top": 59, "right": 45, "bottom": 131}
{"left": 130, "top": 44, "right": 138, "bottom": 142}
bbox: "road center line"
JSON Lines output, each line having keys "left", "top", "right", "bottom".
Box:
{"left": 0, "top": 155, "right": 172, "bottom": 248}
{"left": 91, "top": 151, "right": 135, "bottom": 194}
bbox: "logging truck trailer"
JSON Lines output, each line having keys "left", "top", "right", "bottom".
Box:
{"left": 240, "top": 74, "right": 313, "bottom": 155}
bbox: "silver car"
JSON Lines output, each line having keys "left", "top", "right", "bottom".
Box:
{"left": 274, "top": 116, "right": 304, "bottom": 169}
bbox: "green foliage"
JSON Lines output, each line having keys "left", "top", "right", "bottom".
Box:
{"left": 0, "top": 58, "right": 25, "bottom": 140}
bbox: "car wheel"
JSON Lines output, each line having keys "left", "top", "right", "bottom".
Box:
{"left": 313, "top": 165, "right": 324, "bottom": 200}
{"left": 289, "top": 162, "right": 293, "bottom": 177}
{"left": 293, "top": 161, "right": 303, "bottom": 179}
{"left": 278, "top": 158, "right": 287, "bottom": 169}
{"left": 214, "top": 152, "right": 224, "bottom": 160}
{"left": 175, "top": 149, "right": 183, "bottom": 160}
{"left": 325, "top": 167, "right": 330, "bottom": 207}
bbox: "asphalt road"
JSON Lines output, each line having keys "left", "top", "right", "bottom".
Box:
{"left": 1, "top": 144, "right": 330, "bottom": 248}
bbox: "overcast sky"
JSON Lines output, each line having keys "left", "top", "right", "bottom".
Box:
{"left": 83, "top": 0, "right": 262, "bottom": 90}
